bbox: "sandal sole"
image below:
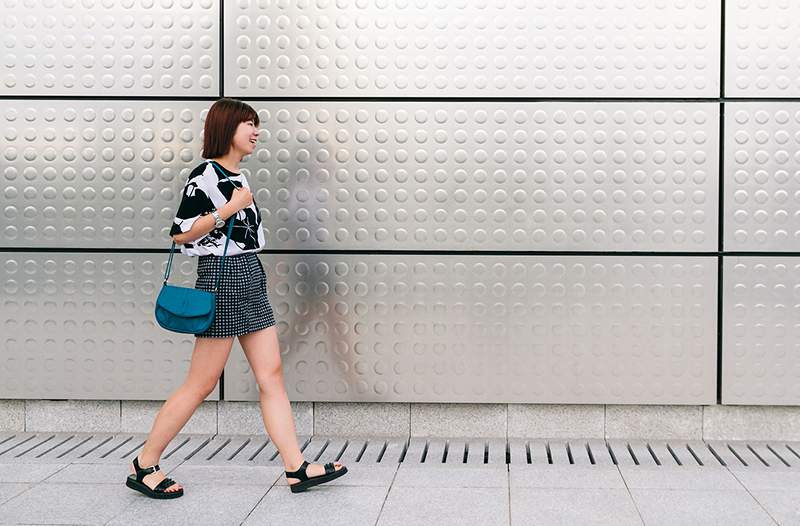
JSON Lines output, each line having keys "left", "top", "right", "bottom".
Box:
{"left": 126, "top": 475, "right": 184, "bottom": 499}
{"left": 289, "top": 466, "right": 348, "bottom": 493}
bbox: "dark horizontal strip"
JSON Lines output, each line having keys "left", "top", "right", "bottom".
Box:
{"left": 0, "top": 95, "right": 796, "bottom": 103}
{"left": 2, "top": 247, "right": 799, "bottom": 257}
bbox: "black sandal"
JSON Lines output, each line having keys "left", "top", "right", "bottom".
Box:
{"left": 125, "top": 455, "right": 184, "bottom": 499}
{"left": 285, "top": 460, "right": 348, "bottom": 493}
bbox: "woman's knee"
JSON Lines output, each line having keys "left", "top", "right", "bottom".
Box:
{"left": 184, "top": 377, "right": 219, "bottom": 398}
{"left": 255, "top": 368, "right": 284, "bottom": 395}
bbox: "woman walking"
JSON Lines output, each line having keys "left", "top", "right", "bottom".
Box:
{"left": 125, "top": 98, "right": 347, "bottom": 498}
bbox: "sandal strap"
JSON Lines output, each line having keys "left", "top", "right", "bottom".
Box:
{"left": 154, "top": 477, "right": 178, "bottom": 492}
{"left": 285, "top": 460, "right": 309, "bottom": 481}
{"left": 132, "top": 456, "right": 160, "bottom": 482}
{"left": 324, "top": 462, "right": 335, "bottom": 475}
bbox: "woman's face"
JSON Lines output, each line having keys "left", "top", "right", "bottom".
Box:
{"left": 231, "top": 119, "right": 259, "bottom": 156}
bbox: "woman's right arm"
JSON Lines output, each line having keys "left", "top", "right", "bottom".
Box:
{"left": 171, "top": 200, "right": 240, "bottom": 245}
{"left": 170, "top": 174, "right": 252, "bottom": 245}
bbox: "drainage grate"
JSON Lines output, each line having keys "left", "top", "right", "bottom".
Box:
{"left": 2, "top": 432, "right": 800, "bottom": 469}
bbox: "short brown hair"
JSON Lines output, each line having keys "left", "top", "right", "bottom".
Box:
{"left": 202, "top": 98, "right": 260, "bottom": 158}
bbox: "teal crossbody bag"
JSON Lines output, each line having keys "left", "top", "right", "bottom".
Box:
{"left": 155, "top": 161, "right": 238, "bottom": 334}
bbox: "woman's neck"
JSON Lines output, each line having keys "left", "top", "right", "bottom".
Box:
{"left": 210, "top": 152, "right": 243, "bottom": 174}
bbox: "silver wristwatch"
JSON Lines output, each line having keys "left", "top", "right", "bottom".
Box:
{"left": 211, "top": 209, "right": 225, "bottom": 229}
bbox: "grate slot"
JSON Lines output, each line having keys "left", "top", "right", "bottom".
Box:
{"left": 665, "top": 443, "right": 683, "bottom": 466}
{"left": 180, "top": 437, "right": 213, "bottom": 461}
{"left": 206, "top": 438, "right": 231, "bottom": 460}
{"left": 646, "top": 441, "right": 681, "bottom": 467}
{"left": 76, "top": 435, "right": 115, "bottom": 459}
{"left": 247, "top": 439, "right": 271, "bottom": 461}
{"left": 36, "top": 435, "right": 81, "bottom": 459}
{"left": 763, "top": 444, "right": 790, "bottom": 467}
{"left": 744, "top": 444, "right": 771, "bottom": 467}
{"left": 99, "top": 436, "right": 135, "bottom": 458}
{"left": 486, "top": 438, "right": 506, "bottom": 464}
{"left": 586, "top": 439, "right": 615, "bottom": 466}
{"left": 725, "top": 444, "right": 750, "bottom": 467}
{"left": 162, "top": 437, "right": 192, "bottom": 459}
{"left": 0, "top": 435, "right": 37, "bottom": 457}
{"left": 403, "top": 438, "right": 429, "bottom": 464}
{"left": 15, "top": 435, "right": 56, "bottom": 458}
{"left": 398, "top": 438, "right": 409, "bottom": 464}
{"left": 626, "top": 441, "right": 657, "bottom": 466}
{"left": 586, "top": 442, "right": 596, "bottom": 465}
{"left": 315, "top": 438, "right": 347, "bottom": 463}
{"left": 368, "top": 438, "right": 405, "bottom": 463}
{"left": 313, "top": 440, "right": 330, "bottom": 462}
{"left": 784, "top": 443, "right": 800, "bottom": 462}
{"left": 565, "top": 441, "right": 590, "bottom": 465}
{"left": 353, "top": 439, "right": 369, "bottom": 463}
{"left": 227, "top": 438, "right": 250, "bottom": 461}
{"left": 606, "top": 442, "right": 619, "bottom": 465}
{"left": 685, "top": 441, "right": 723, "bottom": 466}
{"left": 120, "top": 439, "right": 147, "bottom": 459}
{"left": 705, "top": 444, "right": 729, "bottom": 467}
{"left": 529, "top": 441, "right": 549, "bottom": 463}
{"left": 375, "top": 440, "right": 387, "bottom": 463}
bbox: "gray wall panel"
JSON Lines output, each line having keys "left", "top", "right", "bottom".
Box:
{"left": 247, "top": 101, "right": 719, "bottom": 251}
{"left": 722, "top": 257, "right": 800, "bottom": 405}
{"left": 2, "top": 0, "right": 219, "bottom": 96}
{"left": 724, "top": 102, "right": 800, "bottom": 251}
{"left": 225, "top": 0, "right": 720, "bottom": 97}
{"left": 726, "top": 1, "right": 800, "bottom": 97}
{"left": 225, "top": 254, "right": 718, "bottom": 404}
{"left": 3, "top": 100, "right": 719, "bottom": 252}
{"left": 1, "top": 101, "right": 209, "bottom": 248}
{"left": 0, "top": 252, "right": 218, "bottom": 400}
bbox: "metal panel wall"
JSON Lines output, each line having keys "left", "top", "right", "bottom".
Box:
{"left": 3, "top": 0, "right": 797, "bottom": 405}
{"left": 722, "top": 257, "right": 800, "bottom": 405}
{"left": 225, "top": 255, "right": 717, "bottom": 404}
{"left": 0, "top": 252, "right": 217, "bottom": 400}
{"left": 724, "top": 102, "right": 800, "bottom": 252}
{"left": 1, "top": 0, "right": 220, "bottom": 96}
{"left": 224, "top": 0, "right": 721, "bottom": 97}
{"left": 1, "top": 101, "right": 719, "bottom": 252}
{"left": 725, "top": 1, "right": 800, "bottom": 97}
{"left": 238, "top": 102, "right": 719, "bottom": 252}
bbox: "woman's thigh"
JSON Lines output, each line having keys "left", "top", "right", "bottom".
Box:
{"left": 238, "top": 326, "right": 282, "bottom": 380}
{"left": 185, "top": 336, "right": 235, "bottom": 387}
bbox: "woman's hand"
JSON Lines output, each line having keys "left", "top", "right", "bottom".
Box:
{"left": 230, "top": 187, "right": 253, "bottom": 211}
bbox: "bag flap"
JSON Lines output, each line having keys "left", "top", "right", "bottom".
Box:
{"left": 157, "top": 285, "right": 214, "bottom": 317}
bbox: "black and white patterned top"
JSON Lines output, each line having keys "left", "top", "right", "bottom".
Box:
{"left": 169, "top": 160, "right": 266, "bottom": 257}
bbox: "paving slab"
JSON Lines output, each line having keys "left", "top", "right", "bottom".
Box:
{"left": 510, "top": 487, "right": 644, "bottom": 526}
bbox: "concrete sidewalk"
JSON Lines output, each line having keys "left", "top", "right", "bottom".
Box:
{"left": 0, "top": 432, "right": 799, "bottom": 525}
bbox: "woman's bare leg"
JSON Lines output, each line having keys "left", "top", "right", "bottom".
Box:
{"left": 130, "top": 335, "right": 235, "bottom": 491}
{"left": 237, "top": 326, "right": 344, "bottom": 484}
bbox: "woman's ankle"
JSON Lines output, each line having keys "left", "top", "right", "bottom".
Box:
{"left": 136, "top": 452, "right": 160, "bottom": 467}
{"left": 284, "top": 457, "right": 305, "bottom": 472}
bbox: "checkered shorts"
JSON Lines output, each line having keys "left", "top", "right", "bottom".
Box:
{"left": 193, "top": 252, "right": 276, "bottom": 338}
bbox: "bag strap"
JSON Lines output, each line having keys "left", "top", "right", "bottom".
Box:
{"left": 163, "top": 160, "right": 240, "bottom": 291}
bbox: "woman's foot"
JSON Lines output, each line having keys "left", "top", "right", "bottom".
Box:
{"left": 285, "top": 460, "right": 345, "bottom": 484}
{"left": 129, "top": 455, "right": 183, "bottom": 494}
{"left": 285, "top": 460, "right": 347, "bottom": 493}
